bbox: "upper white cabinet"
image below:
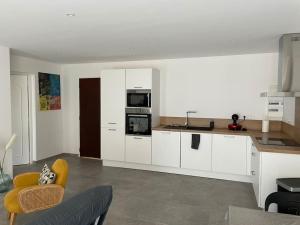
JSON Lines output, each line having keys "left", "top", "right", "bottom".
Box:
{"left": 181, "top": 132, "right": 212, "bottom": 171}
{"left": 125, "top": 136, "right": 152, "bottom": 165}
{"left": 212, "top": 134, "right": 247, "bottom": 175}
{"left": 152, "top": 130, "right": 181, "bottom": 168}
{"left": 101, "top": 69, "right": 126, "bottom": 128}
{"left": 126, "top": 68, "right": 152, "bottom": 89}
{"left": 283, "top": 97, "right": 295, "bottom": 126}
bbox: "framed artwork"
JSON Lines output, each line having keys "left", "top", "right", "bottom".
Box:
{"left": 38, "top": 72, "right": 61, "bottom": 111}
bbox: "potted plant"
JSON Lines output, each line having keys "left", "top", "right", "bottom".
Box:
{"left": 0, "top": 134, "right": 16, "bottom": 193}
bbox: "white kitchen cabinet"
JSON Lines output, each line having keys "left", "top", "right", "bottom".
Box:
{"left": 283, "top": 97, "right": 295, "bottom": 126}
{"left": 212, "top": 134, "right": 247, "bottom": 175}
{"left": 152, "top": 130, "right": 181, "bottom": 168}
{"left": 246, "top": 137, "right": 253, "bottom": 176}
{"left": 257, "top": 152, "right": 300, "bottom": 209}
{"left": 125, "top": 136, "right": 152, "bottom": 164}
{"left": 126, "top": 68, "right": 152, "bottom": 89}
{"left": 251, "top": 144, "right": 261, "bottom": 206}
{"left": 101, "top": 69, "right": 125, "bottom": 128}
{"left": 101, "top": 127, "right": 125, "bottom": 161}
{"left": 181, "top": 132, "right": 212, "bottom": 171}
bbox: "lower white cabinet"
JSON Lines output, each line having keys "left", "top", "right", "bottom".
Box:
{"left": 251, "top": 144, "right": 261, "bottom": 206}
{"left": 152, "top": 130, "right": 181, "bottom": 168}
{"left": 125, "top": 136, "right": 152, "bottom": 164}
{"left": 101, "top": 127, "right": 125, "bottom": 161}
{"left": 181, "top": 132, "right": 212, "bottom": 171}
{"left": 212, "top": 134, "right": 247, "bottom": 175}
{"left": 251, "top": 149, "right": 300, "bottom": 209}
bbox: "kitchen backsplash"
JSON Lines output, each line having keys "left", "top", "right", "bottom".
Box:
{"left": 160, "top": 116, "right": 282, "bottom": 132}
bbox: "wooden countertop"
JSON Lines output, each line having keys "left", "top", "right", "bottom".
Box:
{"left": 152, "top": 126, "right": 300, "bottom": 155}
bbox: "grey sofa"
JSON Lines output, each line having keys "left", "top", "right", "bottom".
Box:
{"left": 25, "top": 185, "right": 113, "bottom": 225}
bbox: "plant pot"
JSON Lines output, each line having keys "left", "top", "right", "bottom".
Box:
{"left": 0, "top": 173, "right": 11, "bottom": 193}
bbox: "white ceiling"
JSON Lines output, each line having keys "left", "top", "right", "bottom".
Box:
{"left": 0, "top": 0, "right": 299, "bottom": 63}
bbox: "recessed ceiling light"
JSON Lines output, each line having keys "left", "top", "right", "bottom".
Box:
{"left": 65, "top": 13, "right": 76, "bottom": 17}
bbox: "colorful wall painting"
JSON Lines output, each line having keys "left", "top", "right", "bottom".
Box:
{"left": 38, "top": 72, "right": 61, "bottom": 111}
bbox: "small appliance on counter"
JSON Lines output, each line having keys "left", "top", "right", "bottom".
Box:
{"left": 228, "top": 114, "right": 242, "bottom": 131}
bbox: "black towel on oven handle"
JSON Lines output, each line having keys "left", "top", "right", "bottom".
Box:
{"left": 191, "top": 134, "right": 201, "bottom": 150}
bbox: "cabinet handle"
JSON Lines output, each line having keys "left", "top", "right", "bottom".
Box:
{"left": 134, "top": 137, "right": 143, "bottom": 139}
{"left": 108, "top": 122, "right": 117, "bottom": 125}
{"left": 134, "top": 86, "right": 143, "bottom": 89}
{"left": 251, "top": 152, "right": 256, "bottom": 157}
{"left": 223, "top": 135, "right": 235, "bottom": 138}
{"left": 251, "top": 171, "right": 256, "bottom": 176}
{"left": 108, "top": 129, "right": 116, "bottom": 131}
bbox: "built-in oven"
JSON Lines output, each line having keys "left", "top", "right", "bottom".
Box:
{"left": 126, "top": 108, "right": 152, "bottom": 136}
{"left": 127, "top": 90, "right": 151, "bottom": 108}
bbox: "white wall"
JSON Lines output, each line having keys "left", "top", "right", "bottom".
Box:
{"left": 10, "top": 55, "right": 63, "bottom": 161}
{"left": 62, "top": 53, "right": 278, "bottom": 154}
{"left": 0, "top": 46, "right": 12, "bottom": 176}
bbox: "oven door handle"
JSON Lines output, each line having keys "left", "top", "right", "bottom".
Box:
{"left": 128, "top": 114, "right": 148, "bottom": 117}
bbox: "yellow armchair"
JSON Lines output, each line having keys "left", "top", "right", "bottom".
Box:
{"left": 4, "top": 159, "right": 68, "bottom": 225}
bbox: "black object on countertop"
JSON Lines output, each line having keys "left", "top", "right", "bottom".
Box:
{"left": 191, "top": 134, "right": 201, "bottom": 150}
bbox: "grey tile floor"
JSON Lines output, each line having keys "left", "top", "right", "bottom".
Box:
{"left": 0, "top": 154, "right": 258, "bottom": 225}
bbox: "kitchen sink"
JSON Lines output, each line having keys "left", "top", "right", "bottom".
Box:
{"left": 163, "top": 125, "right": 213, "bottom": 131}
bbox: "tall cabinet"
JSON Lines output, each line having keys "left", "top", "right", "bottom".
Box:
{"left": 101, "top": 68, "right": 160, "bottom": 164}
{"left": 101, "top": 69, "right": 126, "bottom": 161}
{"left": 125, "top": 68, "right": 160, "bottom": 165}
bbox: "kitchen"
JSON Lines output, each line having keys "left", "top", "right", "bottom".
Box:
{"left": 60, "top": 34, "right": 300, "bottom": 212}
{"left": 2, "top": 2, "right": 300, "bottom": 224}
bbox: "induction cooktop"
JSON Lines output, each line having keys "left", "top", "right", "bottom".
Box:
{"left": 256, "top": 137, "right": 300, "bottom": 147}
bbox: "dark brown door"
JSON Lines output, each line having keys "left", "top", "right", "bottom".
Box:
{"left": 79, "top": 78, "right": 100, "bottom": 158}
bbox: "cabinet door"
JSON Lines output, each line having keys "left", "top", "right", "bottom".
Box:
{"left": 251, "top": 144, "right": 261, "bottom": 207}
{"left": 125, "top": 136, "right": 152, "bottom": 164}
{"left": 101, "top": 127, "right": 125, "bottom": 161}
{"left": 212, "top": 134, "right": 247, "bottom": 175}
{"left": 152, "top": 131, "right": 181, "bottom": 168}
{"left": 126, "top": 69, "right": 152, "bottom": 89}
{"left": 101, "top": 69, "right": 125, "bottom": 128}
{"left": 181, "top": 132, "right": 212, "bottom": 171}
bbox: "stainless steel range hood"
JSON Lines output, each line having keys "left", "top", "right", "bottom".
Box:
{"left": 261, "top": 33, "right": 300, "bottom": 97}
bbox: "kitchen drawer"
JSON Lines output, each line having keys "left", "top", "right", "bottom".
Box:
{"left": 152, "top": 130, "right": 181, "bottom": 168}
{"left": 101, "top": 127, "right": 125, "bottom": 161}
{"left": 126, "top": 136, "right": 151, "bottom": 164}
{"left": 212, "top": 134, "right": 247, "bottom": 175}
{"left": 181, "top": 132, "right": 212, "bottom": 171}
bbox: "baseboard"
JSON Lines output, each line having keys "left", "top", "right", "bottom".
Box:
{"left": 103, "top": 160, "right": 252, "bottom": 183}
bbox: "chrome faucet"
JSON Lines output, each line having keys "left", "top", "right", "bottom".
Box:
{"left": 185, "top": 111, "right": 197, "bottom": 128}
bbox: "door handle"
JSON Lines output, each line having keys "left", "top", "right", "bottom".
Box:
{"left": 251, "top": 171, "right": 256, "bottom": 176}
{"left": 108, "top": 129, "right": 116, "bottom": 131}
{"left": 108, "top": 122, "right": 117, "bottom": 125}
{"left": 251, "top": 152, "right": 256, "bottom": 157}
{"left": 134, "top": 137, "right": 143, "bottom": 139}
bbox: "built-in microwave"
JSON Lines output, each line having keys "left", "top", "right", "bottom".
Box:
{"left": 126, "top": 108, "right": 152, "bottom": 136}
{"left": 127, "top": 90, "right": 151, "bottom": 108}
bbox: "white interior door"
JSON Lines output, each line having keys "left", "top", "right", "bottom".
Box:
{"left": 11, "top": 75, "right": 30, "bottom": 165}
